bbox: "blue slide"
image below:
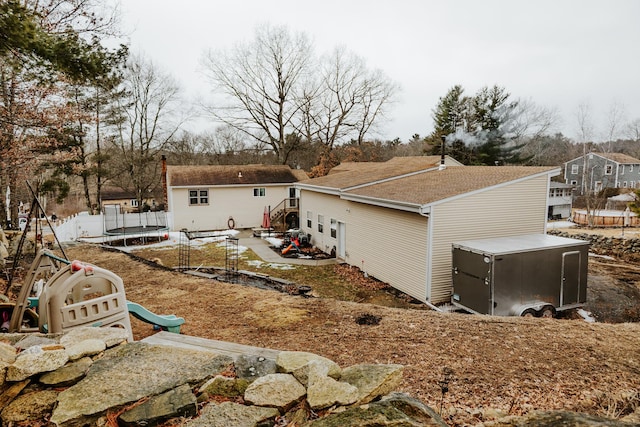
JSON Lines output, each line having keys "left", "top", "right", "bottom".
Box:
{"left": 126, "top": 301, "right": 185, "bottom": 334}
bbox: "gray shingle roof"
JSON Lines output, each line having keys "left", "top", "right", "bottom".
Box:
{"left": 595, "top": 153, "right": 640, "bottom": 164}
{"left": 167, "top": 164, "right": 308, "bottom": 186}
{"left": 344, "top": 166, "right": 557, "bottom": 205}
{"left": 300, "top": 156, "right": 449, "bottom": 190}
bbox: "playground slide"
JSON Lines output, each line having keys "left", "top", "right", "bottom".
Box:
{"left": 126, "top": 301, "right": 185, "bottom": 334}
{"left": 281, "top": 244, "right": 294, "bottom": 255}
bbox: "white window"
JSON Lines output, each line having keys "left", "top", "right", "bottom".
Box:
{"left": 623, "top": 181, "right": 628, "bottom": 188}
{"left": 570, "top": 180, "right": 578, "bottom": 186}
{"left": 631, "top": 181, "right": 636, "bottom": 189}
{"left": 130, "top": 199, "right": 139, "bottom": 207}
{"left": 605, "top": 164, "right": 613, "bottom": 175}
{"left": 317, "top": 215, "right": 324, "bottom": 233}
{"left": 189, "top": 189, "right": 209, "bottom": 205}
{"left": 631, "top": 165, "right": 634, "bottom": 172}
{"left": 621, "top": 165, "right": 626, "bottom": 174}
{"left": 330, "top": 218, "right": 337, "bottom": 238}
{"left": 306, "top": 211, "right": 312, "bottom": 228}
{"left": 549, "top": 189, "right": 554, "bottom": 198}
{"left": 571, "top": 164, "right": 579, "bottom": 174}
{"left": 253, "top": 188, "right": 266, "bottom": 197}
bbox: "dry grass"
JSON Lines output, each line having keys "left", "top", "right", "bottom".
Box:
{"left": 132, "top": 242, "right": 424, "bottom": 308}
{"left": 39, "top": 243, "right": 640, "bottom": 426}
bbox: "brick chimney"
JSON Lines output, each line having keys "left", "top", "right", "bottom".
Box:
{"left": 161, "top": 155, "right": 168, "bottom": 211}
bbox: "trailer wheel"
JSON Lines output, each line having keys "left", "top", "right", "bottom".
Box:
{"left": 521, "top": 308, "right": 536, "bottom": 317}
{"left": 539, "top": 305, "right": 556, "bottom": 318}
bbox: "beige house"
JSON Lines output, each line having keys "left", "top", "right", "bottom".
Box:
{"left": 296, "top": 157, "right": 559, "bottom": 305}
{"left": 101, "top": 187, "right": 157, "bottom": 213}
{"left": 166, "top": 164, "right": 308, "bottom": 231}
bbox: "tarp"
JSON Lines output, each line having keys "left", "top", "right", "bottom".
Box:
{"left": 262, "top": 206, "right": 271, "bottom": 229}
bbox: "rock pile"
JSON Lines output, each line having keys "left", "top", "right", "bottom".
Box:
{"left": 549, "top": 229, "right": 640, "bottom": 256}
{"left": 0, "top": 327, "right": 447, "bottom": 426}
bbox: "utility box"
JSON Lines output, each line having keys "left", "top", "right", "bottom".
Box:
{"left": 451, "top": 234, "right": 589, "bottom": 317}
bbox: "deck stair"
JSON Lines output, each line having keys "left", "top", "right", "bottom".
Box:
{"left": 269, "top": 198, "right": 299, "bottom": 232}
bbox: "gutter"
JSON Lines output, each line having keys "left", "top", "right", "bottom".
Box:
{"left": 339, "top": 193, "right": 423, "bottom": 213}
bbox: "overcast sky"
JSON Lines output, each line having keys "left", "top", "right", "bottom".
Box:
{"left": 114, "top": 0, "right": 640, "bottom": 143}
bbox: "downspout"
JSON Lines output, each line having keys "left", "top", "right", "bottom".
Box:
{"left": 419, "top": 206, "right": 443, "bottom": 312}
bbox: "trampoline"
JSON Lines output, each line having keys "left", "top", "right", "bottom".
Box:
{"left": 103, "top": 205, "right": 169, "bottom": 246}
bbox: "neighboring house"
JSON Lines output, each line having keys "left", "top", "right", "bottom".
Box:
{"left": 101, "top": 187, "right": 157, "bottom": 213}
{"left": 564, "top": 152, "right": 640, "bottom": 194}
{"left": 548, "top": 181, "right": 574, "bottom": 219}
{"left": 296, "top": 157, "right": 559, "bottom": 305}
{"left": 166, "top": 164, "right": 308, "bottom": 231}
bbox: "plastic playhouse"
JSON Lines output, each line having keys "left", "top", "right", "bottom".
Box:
{"left": 5, "top": 250, "right": 184, "bottom": 340}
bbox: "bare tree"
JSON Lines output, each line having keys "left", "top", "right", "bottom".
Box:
{"left": 509, "top": 99, "right": 559, "bottom": 140}
{"left": 27, "top": 0, "right": 120, "bottom": 36}
{"left": 603, "top": 101, "right": 627, "bottom": 151}
{"left": 201, "top": 26, "right": 397, "bottom": 168}
{"left": 625, "top": 118, "right": 640, "bottom": 142}
{"left": 306, "top": 47, "right": 397, "bottom": 150}
{"left": 201, "top": 24, "right": 313, "bottom": 164}
{"left": 575, "top": 102, "right": 594, "bottom": 196}
{"left": 109, "top": 55, "right": 183, "bottom": 209}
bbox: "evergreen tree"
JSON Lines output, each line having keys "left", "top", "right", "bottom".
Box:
{"left": 471, "top": 85, "right": 524, "bottom": 165}
{"left": 431, "top": 85, "right": 527, "bottom": 165}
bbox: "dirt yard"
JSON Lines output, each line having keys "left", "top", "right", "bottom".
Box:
{"left": 14, "top": 234, "right": 632, "bottom": 427}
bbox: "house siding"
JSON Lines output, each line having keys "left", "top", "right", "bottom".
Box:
{"left": 428, "top": 175, "right": 549, "bottom": 303}
{"left": 299, "top": 189, "right": 429, "bottom": 302}
{"left": 564, "top": 153, "right": 640, "bottom": 193}
{"left": 171, "top": 185, "right": 292, "bottom": 231}
{"left": 298, "top": 191, "right": 347, "bottom": 253}
{"left": 347, "top": 203, "right": 428, "bottom": 302}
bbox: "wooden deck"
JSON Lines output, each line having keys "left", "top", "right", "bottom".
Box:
{"left": 140, "top": 331, "right": 281, "bottom": 360}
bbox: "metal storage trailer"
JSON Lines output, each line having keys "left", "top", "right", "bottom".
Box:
{"left": 451, "top": 234, "right": 589, "bottom": 317}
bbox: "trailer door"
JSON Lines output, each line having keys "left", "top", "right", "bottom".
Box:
{"left": 452, "top": 249, "right": 492, "bottom": 314}
{"left": 561, "top": 251, "right": 581, "bottom": 306}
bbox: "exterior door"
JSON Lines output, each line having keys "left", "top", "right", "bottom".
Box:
{"left": 337, "top": 222, "right": 346, "bottom": 259}
{"left": 452, "top": 249, "right": 492, "bottom": 314}
{"left": 561, "top": 251, "right": 581, "bottom": 306}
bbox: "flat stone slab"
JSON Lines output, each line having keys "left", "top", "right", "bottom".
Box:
{"left": 50, "top": 342, "right": 233, "bottom": 426}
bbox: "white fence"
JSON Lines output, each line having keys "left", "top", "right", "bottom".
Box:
{"left": 53, "top": 212, "right": 173, "bottom": 242}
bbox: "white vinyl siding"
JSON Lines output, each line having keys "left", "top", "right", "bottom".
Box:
{"left": 300, "top": 190, "right": 429, "bottom": 302}
{"left": 299, "top": 191, "right": 347, "bottom": 253}
{"left": 346, "top": 203, "right": 428, "bottom": 302}
{"left": 428, "top": 175, "right": 549, "bottom": 303}
{"left": 172, "top": 185, "right": 289, "bottom": 231}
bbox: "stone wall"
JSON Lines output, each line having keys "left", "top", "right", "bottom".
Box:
{"left": 0, "top": 328, "right": 637, "bottom": 426}
{"left": 0, "top": 327, "right": 447, "bottom": 427}
{"left": 548, "top": 229, "right": 640, "bottom": 256}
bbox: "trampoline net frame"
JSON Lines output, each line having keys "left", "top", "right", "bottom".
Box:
{"left": 103, "top": 204, "right": 168, "bottom": 235}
